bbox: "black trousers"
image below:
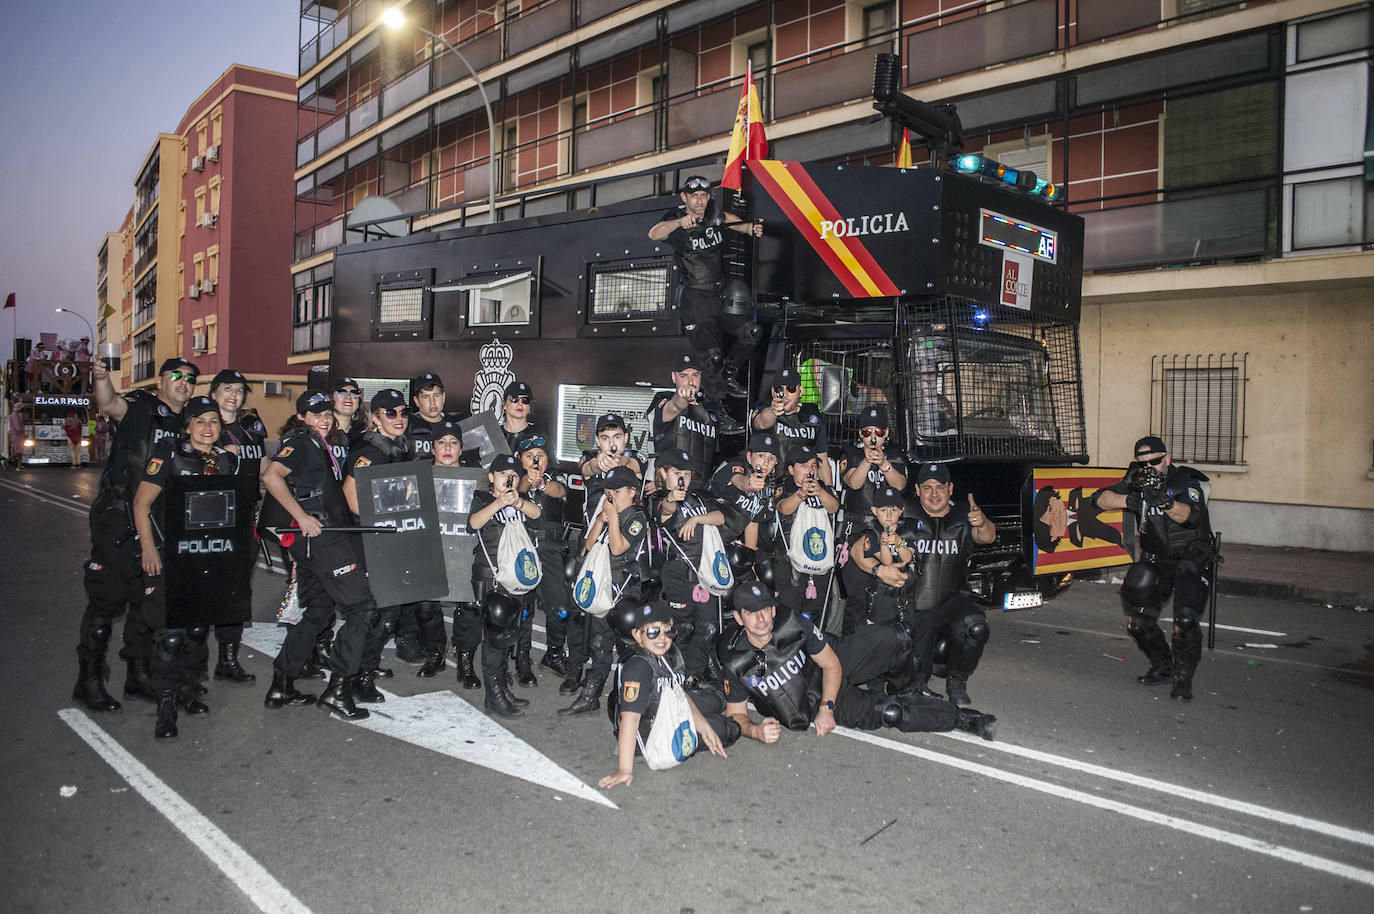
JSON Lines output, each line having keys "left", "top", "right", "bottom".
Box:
{"left": 828, "top": 626, "right": 958, "bottom": 732}
{"left": 273, "top": 531, "right": 376, "bottom": 678}
{"left": 661, "top": 560, "right": 721, "bottom": 680}
{"left": 78, "top": 503, "right": 153, "bottom": 663}
{"left": 395, "top": 601, "right": 448, "bottom": 651}
{"left": 138, "top": 573, "right": 210, "bottom": 691}
{"left": 773, "top": 559, "right": 832, "bottom": 625}
{"left": 1125, "top": 557, "right": 1210, "bottom": 677}
{"left": 530, "top": 539, "right": 571, "bottom": 653}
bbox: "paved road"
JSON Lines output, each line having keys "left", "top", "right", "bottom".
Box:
{"left": 2, "top": 467, "right": 1372, "bottom": 914}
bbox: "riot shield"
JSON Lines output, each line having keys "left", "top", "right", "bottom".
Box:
{"left": 432, "top": 465, "right": 488, "bottom": 602}
{"left": 460, "top": 412, "right": 510, "bottom": 467}
{"left": 161, "top": 474, "right": 258, "bottom": 627}
{"left": 355, "top": 463, "right": 449, "bottom": 607}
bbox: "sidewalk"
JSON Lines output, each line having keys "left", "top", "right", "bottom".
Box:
{"left": 1211, "top": 544, "right": 1374, "bottom": 609}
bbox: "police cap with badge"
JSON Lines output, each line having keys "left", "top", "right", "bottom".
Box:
{"left": 209, "top": 369, "right": 249, "bottom": 391}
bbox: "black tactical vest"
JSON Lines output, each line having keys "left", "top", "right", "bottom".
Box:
{"left": 720, "top": 607, "right": 817, "bottom": 731}
{"left": 909, "top": 507, "right": 975, "bottom": 612}
{"left": 1140, "top": 466, "right": 1214, "bottom": 561}
{"left": 98, "top": 392, "right": 184, "bottom": 506}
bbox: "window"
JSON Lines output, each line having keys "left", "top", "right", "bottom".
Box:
{"left": 587, "top": 259, "right": 671, "bottom": 323}
{"left": 205, "top": 316, "right": 218, "bottom": 354}
{"left": 459, "top": 272, "right": 534, "bottom": 326}
{"left": 379, "top": 286, "right": 425, "bottom": 323}
{"left": 293, "top": 267, "right": 333, "bottom": 354}
{"left": 211, "top": 110, "right": 222, "bottom": 146}
{"left": 861, "top": 2, "right": 895, "bottom": 48}
{"left": 195, "top": 187, "right": 206, "bottom": 222}
{"left": 207, "top": 247, "right": 220, "bottom": 283}
{"left": 209, "top": 177, "right": 221, "bottom": 215}
{"left": 502, "top": 123, "right": 519, "bottom": 193}
{"left": 373, "top": 269, "right": 434, "bottom": 341}
{"left": 1151, "top": 353, "right": 1248, "bottom": 465}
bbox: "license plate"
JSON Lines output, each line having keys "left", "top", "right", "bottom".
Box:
{"left": 26, "top": 457, "right": 50, "bottom": 464}
{"left": 1003, "top": 591, "right": 1042, "bottom": 611}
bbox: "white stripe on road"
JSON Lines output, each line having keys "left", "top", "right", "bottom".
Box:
{"left": 0, "top": 477, "right": 89, "bottom": 516}
{"left": 1016, "top": 615, "right": 1287, "bottom": 639}
{"left": 839, "top": 727, "right": 1374, "bottom": 887}
{"left": 58, "top": 709, "right": 314, "bottom": 914}
{"left": 934, "top": 729, "right": 1374, "bottom": 849}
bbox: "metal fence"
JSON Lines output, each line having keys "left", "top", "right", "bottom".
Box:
{"left": 1150, "top": 353, "right": 1248, "bottom": 464}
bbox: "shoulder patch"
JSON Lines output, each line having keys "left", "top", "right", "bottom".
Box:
{"left": 180, "top": 441, "right": 193, "bottom": 453}
{"left": 627, "top": 520, "right": 644, "bottom": 536}
{"left": 808, "top": 413, "right": 819, "bottom": 424}
{"left": 621, "top": 682, "right": 640, "bottom": 703}
{"left": 145, "top": 458, "right": 162, "bottom": 475}
{"left": 252, "top": 420, "right": 265, "bottom": 434}
{"left": 157, "top": 404, "right": 170, "bottom": 417}
{"left": 354, "top": 456, "right": 372, "bottom": 469}
{"left": 1188, "top": 487, "right": 1201, "bottom": 502}
{"left": 276, "top": 446, "right": 293, "bottom": 459}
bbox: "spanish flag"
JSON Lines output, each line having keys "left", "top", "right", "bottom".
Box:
{"left": 720, "top": 62, "right": 768, "bottom": 191}
{"left": 896, "top": 128, "right": 913, "bottom": 168}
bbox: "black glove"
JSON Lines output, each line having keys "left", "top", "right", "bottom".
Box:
{"left": 1143, "top": 488, "right": 1174, "bottom": 511}
{"left": 1125, "top": 491, "right": 1144, "bottom": 513}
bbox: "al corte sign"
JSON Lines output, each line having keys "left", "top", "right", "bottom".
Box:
{"left": 1000, "top": 251, "right": 1032, "bottom": 310}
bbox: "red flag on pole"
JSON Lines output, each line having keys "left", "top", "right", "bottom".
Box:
{"left": 721, "top": 62, "right": 769, "bottom": 191}
{"left": 3, "top": 293, "right": 14, "bottom": 310}
{"left": 896, "top": 128, "right": 913, "bottom": 168}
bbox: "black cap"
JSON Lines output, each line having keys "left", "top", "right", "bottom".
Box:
{"left": 159, "top": 357, "right": 199, "bottom": 377}
{"left": 680, "top": 175, "right": 712, "bottom": 193}
{"left": 370, "top": 389, "right": 407, "bottom": 411}
{"left": 786, "top": 444, "right": 818, "bottom": 466}
{"left": 774, "top": 367, "right": 799, "bottom": 388}
{"left": 1134, "top": 435, "right": 1167, "bottom": 458}
{"left": 600, "top": 466, "right": 640, "bottom": 490}
{"left": 732, "top": 582, "right": 775, "bottom": 613}
{"left": 515, "top": 434, "right": 548, "bottom": 454}
{"left": 873, "top": 485, "right": 905, "bottom": 508}
{"left": 434, "top": 418, "right": 463, "bottom": 441}
{"left": 504, "top": 381, "right": 533, "bottom": 401}
{"left": 209, "top": 369, "right": 249, "bottom": 391}
{"left": 859, "top": 405, "right": 889, "bottom": 429}
{"left": 296, "top": 391, "right": 333, "bottom": 414}
{"left": 595, "top": 412, "right": 627, "bottom": 433}
{"left": 412, "top": 372, "right": 444, "bottom": 393}
{"left": 746, "top": 432, "right": 780, "bottom": 456}
{"left": 183, "top": 396, "right": 219, "bottom": 420}
{"left": 656, "top": 448, "right": 692, "bottom": 471}
{"left": 611, "top": 600, "right": 674, "bottom": 638}
{"left": 331, "top": 377, "right": 361, "bottom": 393}
{"left": 673, "top": 353, "right": 702, "bottom": 373}
{"left": 915, "top": 463, "right": 950, "bottom": 485}
{"left": 488, "top": 454, "right": 520, "bottom": 473}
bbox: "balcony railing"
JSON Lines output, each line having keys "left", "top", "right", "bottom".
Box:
{"left": 133, "top": 359, "right": 155, "bottom": 383}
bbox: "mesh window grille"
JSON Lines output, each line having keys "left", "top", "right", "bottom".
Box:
{"left": 1151, "top": 353, "right": 1247, "bottom": 464}
{"left": 588, "top": 258, "right": 671, "bottom": 321}
{"left": 378, "top": 286, "right": 424, "bottom": 323}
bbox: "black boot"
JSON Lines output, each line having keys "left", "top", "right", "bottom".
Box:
{"left": 557, "top": 675, "right": 606, "bottom": 716}
{"left": 318, "top": 674, "right": 369, "bottom": 720}
{"left": 483, "top": 671, "right": 525, "bottom": 718}
{"left": 558, "top": 665, "right": 584, "bottom": 695}
{"left": 300, "top": 632, "right": 330, "bottom": 680}
{"left": 955, "top": 707, "right": 998, "bottom": 741}
{"left": 720, "top": 363, "right": 749, "bottom": 399}
{"left": 1170, "top": 672, "right": 1194, "bottom": 703}
{"left": 213, "top": 641, "right": 256, "bottom": 683}
{"left": 73, "top": 654, "right": 121, "bottom": 712}
{"left": 353, "top": 670, "right": 386, "bottom": 703}
{"left": 264, "top": 670, "right": 316, "bottom": 709}
{"left": 515, "top": 650, "right": 538, "bottom": 687}
{"left": 176, "top": 687, "right": 210, "bottom": 716}
{"left": 154, "top": 689, "right": 178, "bottom": 739}
{"left": 417, "top": 647, "right": 447, "bottom": 678}
{"left": 1136, "top": 660, "right": 1173, "bottom": 685}
{"left": 394, "top": 635, "right": 426, "bottom": 665}
{"left": 456, "top": 650, "right": 481, "bottom": 690}
{"left": 123, "top": 658, "right": 158, "bottom": 703}
{"left": 944, "top": 676, "right": 972, "bottom": 707}
{"left": 539, "top": 646, "right": 568, "bottom": 678}
{"left": 714, "top": 411, "right": 745, "bottom": 436}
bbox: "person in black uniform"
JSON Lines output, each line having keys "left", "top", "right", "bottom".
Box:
{"left": 577, "top": 412, "right": 646, "bottom": 511}
{"left": 647, "top": 174, "right": 764, "bottom": 401}
{"left": 650, "top": 447, "right": 730, "bottom": 688}
{"left": 342, "top": 389, "right": 412, "bottom": 704}
{"left": 1093, "top": 435, "right": 1216, "bottom": 702}
{"left": 430, "top": 418, "right": 483, "bottom": 688}
{"left": 560, "top": 466, "right": 650, "bottom": 715}
{"left": 396, "top": 371, "right": 468, "bottom": 669}
{"left": 73, "top": 356, "right": 198, "bottom": 713}
{"left": 515, "top": 433, "right": 571, "bottom": 684}
{"left": 896, "top": 465, "right": 997, "bottom": 705}
{"left": 130, "top": 396, "right": 237, "bottom": 737}
{"left": 773, "top": 445, "right": 840, "bottom": 626}
{"left": 208, "top": 368, "right": 263, "bottom": 685}
{"left": 599, "top": 600, "right": 736, "bottom": 788}
{"left": 649, "top": 354, "right": 735, "bottom": 482}
{"left": 499, "top": 381, "right": 548, "bottom": 453}
{"left": 837, "top": 405, "right": 908, "bottom": 635}
{"left": 468, "top": 453, "right": 543, "bottom": 717}
{"left": 330, "top": 377, "right": 367, "bottom": 444}
{"left": 719, "top": 583, "right": 995, "bottom": 742}
{"left": 261, "top": 391, "right": 376, "bottom": 720}
{"left": 751, "top": 366, "right": 832, "bottom": 486}
{"left": 707, "top": 431, "right": 780, "bottom": 584}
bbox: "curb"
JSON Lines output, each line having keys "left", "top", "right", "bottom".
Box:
{"left": 1215, "top": 577, "right": 1372, "bottom": 609}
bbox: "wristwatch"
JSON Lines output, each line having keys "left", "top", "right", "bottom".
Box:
{"left": 823, "top": 700, "right": 835, "bottom": 711}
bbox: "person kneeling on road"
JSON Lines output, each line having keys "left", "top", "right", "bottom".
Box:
{"left": 718, "top": 583, "right": 996, "bottom": 742}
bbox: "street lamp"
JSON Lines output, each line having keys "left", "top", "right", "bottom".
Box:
{"left": 381, "top": 6, "right": 498, "bottom": 222}
{"left": 55, "top": 307, "right": 95, "bottom": 342}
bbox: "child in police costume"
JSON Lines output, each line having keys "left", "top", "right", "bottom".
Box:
{"left": 772, "top": 444, "right": 841, "bottom": 625}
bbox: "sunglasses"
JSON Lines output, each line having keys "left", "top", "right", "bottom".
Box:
{"left": 642, "top": 623, "right": 676, "bottom": 640}
{"left": 1139, "top": 454, "right": 1166, "bottom": 467}
{"left": 520, "top": 436, "right": 548, "bottom": 449}
{"left": 859, "top": 427, "right": 884, "bottom": 437}
{"left": 335, "top": 388, "right": 361, "bottom": 397}
{"left": 380, "top": 407, "right": 407, "bottom": 419}
{"left": 773, "top": 385, "right": 799, "bottom": 394}
{"left": 507, "top": 395, "right": 531, "bottom": 404}
{"left": 167, "top": 370, "right": 198, "bottom": 384}
{"left": 752, "top": 647, "right": 768, "bottom": 679}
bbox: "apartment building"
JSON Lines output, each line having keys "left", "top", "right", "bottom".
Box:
{"left": 291, "top": 0, "right": 1374, "bottom": 548}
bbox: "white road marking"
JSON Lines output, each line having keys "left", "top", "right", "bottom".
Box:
{"left": 934, "top": 730, "right": 1374, "bottom": 849}
{"left": 839, "top": 727, "right": 1374, "bottom": 887}
{"left": 239, "top": 627, "right": 609, "bottom": 807}
{"left": 0, "top": 477, "right": 89, "bottom": 516}
{"left": 58, "top": 709, "right": 314, "bottom": 914}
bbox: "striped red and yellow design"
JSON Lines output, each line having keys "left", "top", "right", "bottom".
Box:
{"left": 751, "top": 160, "right": 902, "bottom": 298}
{"left": 1031, "top": 466, "right": 1133, "bottom": 574}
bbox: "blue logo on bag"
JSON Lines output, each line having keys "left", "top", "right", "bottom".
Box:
{"left": 515, "top": 549, "right": 540, "bottom": 586}
{"left": 804, "top": 527, "right": 827, "bottom": 560}
{"left": 712, "top": 552, "right": 731, "bottom": 586}
{"left": 574, "top": 571, "right": 596, "bottom": 609}
{"left": 672, "top": 721, "right": 696, "bottom": 761}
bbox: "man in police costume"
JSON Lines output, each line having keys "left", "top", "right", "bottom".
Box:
{"left": 718, "top": 583, "right": 995, "bottom": 742}
{"left": 904, "top": 463, "right": 998, "bottom": 706}
{"left": 1093, "top": 435, "right": 1215, "bottom": 702}
{"left": 73, "top": 356, "right": 199, "bottom": 712}
{"left": 751, "top": 365, "right": 832, "bottom": 485}
{"left": 648, "top": 174, "right": 764, "bottom": 401}
{"left": 650, "top": 353, "right": 739, "bottom": 481}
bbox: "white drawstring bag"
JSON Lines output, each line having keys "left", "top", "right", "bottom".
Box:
{"left": 572, "top": 530, "right": 616, "bottom": 618}
{"left": 489, "top": 518, "right": 542, "bottom": 595}
{"left": 785, "top": 501, "right": 835, "bottom": 575}
{"left": 641, "top": 677, "right": 699, "bottom": 770}
{"left": 694, "top": 522, "right": 735, "bottom": 597}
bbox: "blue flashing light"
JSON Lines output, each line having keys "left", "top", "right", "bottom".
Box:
{"left": 973, "top": 309, "right": 990, "bottom": 325}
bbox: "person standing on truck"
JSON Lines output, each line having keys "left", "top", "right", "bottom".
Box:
{"left": 1092, "top": 435, "right": 1215, "bottom": 703}
{"left": 903, "top": 463, "right": 998, "bottom": 706}
{"left": 837, "top": 405, "right": 908, "bottom": 634}
{"left": 73, "top": 357, "right": 198, "bottom": 713}
{"left": 648, "top": 174, "right": 764, "bottom": 404}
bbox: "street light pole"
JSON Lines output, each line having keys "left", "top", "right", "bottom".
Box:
{"left": 382, "top": 8, "right": 498, "bottom": 223}
{"left": 55, "top": 308, "right": 95, "bottom": 342}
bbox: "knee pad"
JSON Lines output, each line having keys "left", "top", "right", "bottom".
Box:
{"left": 483, "top": 591, "right": 522, "bottom": 633}
{"left": 726, "top": 542, "right": 756, "bottom": 578}
{"left": 1173, "top": 615, "right": 1200, "bottom": 636}
{"left": 735, "top": 321, "right": 763, "bottom": 345}
{"left": 155, "top": 631, "right": 185, "bottom": 663}
{"left": 1125, "top": 614, "right": 1154, "bottom": 636}
{"left": 90, "top": 624, "right": 113, "bottom": 646}
{"left": 1122, "top": 561, "right": 1167, "bottom": 608}
{"left": 964, "top": 619, "right": 990, "bottom": 647}
{"left": 931, "top": 635, "right": 952, "bottom": 666}
{"left": 754, "top": 557, "right": 775, "bottom": 589}
{"left": 186, "top": 625, "right": 208, "bottom": 644}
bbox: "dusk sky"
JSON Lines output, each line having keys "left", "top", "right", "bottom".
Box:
{"left": 0, "top": 0, "right": 300, "bottom": 351}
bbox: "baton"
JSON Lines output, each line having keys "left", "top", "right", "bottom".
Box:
{"left": 1207, "top": 532, "right": 1222, "bottom": 651}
